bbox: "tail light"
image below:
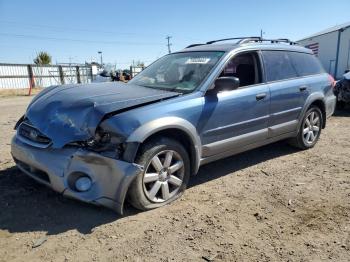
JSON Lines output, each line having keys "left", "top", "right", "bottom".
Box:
{"left": 328, "top": 74, "right": 336, "bottom": 88}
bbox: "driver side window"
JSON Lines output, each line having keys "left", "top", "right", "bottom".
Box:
{"left": 220, "top": 52, "right": 262, "bottom": 88}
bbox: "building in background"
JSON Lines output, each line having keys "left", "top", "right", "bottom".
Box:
{"left": 297, "top": 22, "right": 350, "bottom": 79}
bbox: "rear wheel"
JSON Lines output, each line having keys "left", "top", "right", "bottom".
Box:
{"left": 128, "top": 137, "right": 190, "bottom": 211}
{"left": 289, "top": 106, "right": 323, "bottom": 149}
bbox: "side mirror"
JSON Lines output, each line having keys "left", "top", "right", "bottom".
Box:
{"left": 213, "top": 77, "right": 240, "bottom": 93}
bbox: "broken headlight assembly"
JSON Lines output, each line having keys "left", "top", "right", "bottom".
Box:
{"left": 75, "top": 128, "right": 126, "bottom": 159}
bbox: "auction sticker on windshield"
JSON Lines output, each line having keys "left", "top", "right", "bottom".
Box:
{"left": 185, "top": 57, "right": 211, "bottom": 64}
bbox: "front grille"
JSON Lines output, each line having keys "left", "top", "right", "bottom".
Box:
{"left": 18, "top": 121, "right": 51, "bottom": 145}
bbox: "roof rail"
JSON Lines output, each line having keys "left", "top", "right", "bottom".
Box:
{"left": 206, "top": 37, "right": 261, "bottom": 45}
{"left": 185, "top": 37, "right": 299, "bottom": 49}
{"left": 185, "top": 44, "right": 206, "bottom": 48}
{"left": 274, "top": 38, "right": 298, "bottom": 45}
{"left": 238, "top": 37, "right": 262, "bottom": 44}
{"left": 238, "top": 38, "right": 299, "bottom": 45}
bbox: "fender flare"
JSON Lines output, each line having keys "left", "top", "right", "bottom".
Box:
{"left": 127, "top": 116, "right": 202, "bottom": 174}
{"left": 297, "top": 92, "right": 326, "bottom": 132}
{"left": 116, "top": 117, "right": 202, "bottom": 212}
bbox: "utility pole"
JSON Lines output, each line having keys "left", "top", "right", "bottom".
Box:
{"left": 166, "top": 36, "right": 172, "bottom": 54}
{"left": 98, "top": 51, "right": 103, "bottom": 68}
{"left": 260, "top": 29, "right": 265, "bottom": 39}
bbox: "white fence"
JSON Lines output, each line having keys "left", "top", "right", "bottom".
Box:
{"left": 130, "top": 65, "right": 145, "bottom": 78}
{"left": 0, "top": 63, "right": 93, "bottom": 91}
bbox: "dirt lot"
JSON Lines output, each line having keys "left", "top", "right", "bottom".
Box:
{"left": 0, "top": 96, "right": 349, "bottom": 262}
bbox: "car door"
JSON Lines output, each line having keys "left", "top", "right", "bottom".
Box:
{"left": 261, "top": 50, "right": 307, "bottom": 137}
{"left": 199, "top": 52, "right": 270, "bottom": 158}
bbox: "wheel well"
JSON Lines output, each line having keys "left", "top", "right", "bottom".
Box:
{"left": 139, "top": 128, "right": 197, "bottom": 175}
{"left": 309, "top": 100, "right": 326, "bottom": 128}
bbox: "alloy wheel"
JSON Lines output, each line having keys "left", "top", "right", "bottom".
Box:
{"left": 302, "top": 110, "right": 321, "bottom": 145}
{"left": 142, "top": 150, "right": 184, "bottom": 203}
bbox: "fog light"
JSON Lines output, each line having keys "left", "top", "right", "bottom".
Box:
{"left": 75, "top": 177, "right": 92, "bottom": 192}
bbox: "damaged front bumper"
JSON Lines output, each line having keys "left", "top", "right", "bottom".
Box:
{"left": 11, "top": 135, "right": 143, "bottom": 214}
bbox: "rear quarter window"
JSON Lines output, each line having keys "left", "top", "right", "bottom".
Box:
{"left": 288, "top": 52, "right": 325, "bottom": 76}
{"left": 262, "top": 51, "right": 298, "bottom": 82}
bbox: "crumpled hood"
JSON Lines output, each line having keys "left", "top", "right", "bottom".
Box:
{"left": 25, "top": 82, "right": 180, "bottom": 148}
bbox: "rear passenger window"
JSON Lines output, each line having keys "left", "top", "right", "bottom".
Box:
{"left": 289, "top": 52, "right": 324, "bottom": 76}
{"left": 262, "top": 51, "right": 298, "bottom": 82}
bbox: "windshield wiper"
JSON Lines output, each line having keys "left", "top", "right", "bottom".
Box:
{"left": 140, "top": 84, "right": 184, "bottom": 94}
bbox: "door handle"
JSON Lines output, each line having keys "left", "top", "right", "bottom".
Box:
{"left": 299, "top": 86, "right": 308, "bottom": 92}
{"left": 256, "top": 93, "right": 267, "bottom": 101}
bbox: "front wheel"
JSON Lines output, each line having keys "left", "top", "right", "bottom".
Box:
{"left": 128, "top": 137, "right": 190, "bottom": 211}
{"left": 289, "top": 106, "right": 323, "bottom": 149}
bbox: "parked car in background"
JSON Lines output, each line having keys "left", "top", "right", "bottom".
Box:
{"left": 11, "top": 37, "right": 336, "bottom": 214}
{"left": 93, "top": 69, "right": 114, "bottom": 83}
{"left": 93, "top": 69, "right": 128, "bottom": 83}
{"left": 122, "top": 69, "right": 131, "bottom": 81}
{"left": 334, "top": 70, "right": 350, "bottom": 109}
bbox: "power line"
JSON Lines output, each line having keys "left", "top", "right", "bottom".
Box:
{"left": 0, "top": 20, "right": 205, "bottom": 43}
{"left": 166, "top": 36, "right": 172, "bottom": 54}
{"left": 0, "top": 44, "right": 37, "bottom": 50}
{"left": 0, "top": 20, "right": 164, "bottom": 38}
{"left": 0, "top": 43, "right": 157, "bottom": 64}
{"left": 0, "top": 32, "right": 163, "bottom": 46}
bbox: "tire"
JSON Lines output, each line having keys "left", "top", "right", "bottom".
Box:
{"left": 128, "top": 137, "right": 190, "bottom": 211}
{"left": 289, "top": 106, "right": 323, "bottom": 150}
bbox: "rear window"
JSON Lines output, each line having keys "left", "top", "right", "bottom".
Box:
{"left": 289, "top": 52, "right": 325, "bottom": 76}
{"left": 262, "top": 51, "right": 298, "bottom": 82}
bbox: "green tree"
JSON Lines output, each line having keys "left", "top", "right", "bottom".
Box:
{"left": 33, "top": 51, "right": 52, "bottom": 65}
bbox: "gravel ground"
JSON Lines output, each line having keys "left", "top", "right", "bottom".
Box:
{"left": 0, "top": 96, "right": 349, "bottom": 262}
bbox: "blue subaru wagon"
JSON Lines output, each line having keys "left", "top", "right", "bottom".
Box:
{"left": 11, "top": 37, "right": 336, "bottom": 213}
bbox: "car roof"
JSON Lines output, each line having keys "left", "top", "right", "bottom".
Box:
{"left": 177, "top": 42, "right": 313, "bottom": 54}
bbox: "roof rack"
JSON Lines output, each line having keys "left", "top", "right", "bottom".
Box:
{"left": 185, "top": 37, "right": 299, "bottom": 48}
{"left": 206, "top": 37, "right": 261, "bottom": 45}
{"left": 238, "top": 37, "right": 262, "bottom": 44}
{"left": 185, "top": 43, "right": 206, "bottom": 48}
{"left": 267, "top": 38, "right": 298, "bottom": 45}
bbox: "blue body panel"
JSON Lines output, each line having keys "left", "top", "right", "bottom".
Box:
{"left": 200, "top": 84, "right": 270, "bottom": 144}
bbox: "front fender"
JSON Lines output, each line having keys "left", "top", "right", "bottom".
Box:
{"left": 127, "top": 116, "right": 202, "bottom": 174}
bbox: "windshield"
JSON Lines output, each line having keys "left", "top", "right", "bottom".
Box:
{"left": 129, "top": 51, "right": 224, "bottom": 93}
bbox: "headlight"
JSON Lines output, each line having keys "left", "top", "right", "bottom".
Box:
{"left": 85, "top": 128, "right": 125, "bottom": 159}
{"left": 86, "top": 130, "right": 111, "bottom": 147}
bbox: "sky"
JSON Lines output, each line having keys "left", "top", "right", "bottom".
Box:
{"left": 0, "top": 0, "right": 349, "bottom": 68}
